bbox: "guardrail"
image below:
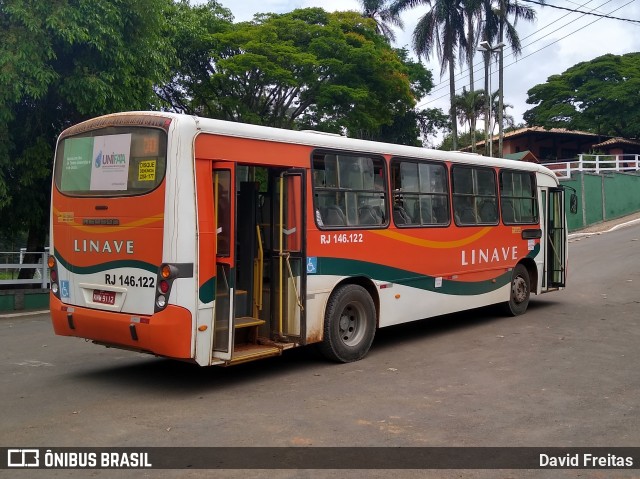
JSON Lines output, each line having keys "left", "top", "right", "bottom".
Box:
{"left": 0, "top": 249, "right": 50, "bottom": 289}
{"left": 544, "top": 154, "right": 640, "bottom": 179}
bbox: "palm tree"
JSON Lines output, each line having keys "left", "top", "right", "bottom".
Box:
{"left": 461, "top": 0, "right": 483, "bottom": 152}
{"left": 455, "top": 87, "right": 485, "bottom": 135}
{"left": 392, "top": 0, "right": 467, "bottom": 150}
{"left": 359, "top": 0, "right": 405, "bottom": 43}
{"left": 492, "top": 0, "right": 538, "bottom": 156}
{"left": 481, "top": 0, "right": 499, "bottom": 155}
{"left": 486, "top": 89, "right": 514, "bottom": 152}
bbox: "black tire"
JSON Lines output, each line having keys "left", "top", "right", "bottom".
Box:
{"left": 503, "top": 263, "right": 530, "bottom": 316}
{"left": 319, "top": 284, "right": 376, "bottom": 363}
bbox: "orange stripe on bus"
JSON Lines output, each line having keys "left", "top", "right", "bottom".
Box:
{"left": 371, "top": 227, "right": 491, "bottom": 248}
{"left": 52, "top": 207, "right": 164, "bottom": 233}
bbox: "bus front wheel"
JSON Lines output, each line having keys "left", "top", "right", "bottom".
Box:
{"left": 320, "top": 284, "right": 376, "bottom": 363}
{"left": 503, "top": 263, "right": 530, "bottom": 316}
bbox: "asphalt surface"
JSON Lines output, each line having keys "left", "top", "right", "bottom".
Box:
{"left": 1, "top": 222, "right": 640, "bottom": 479}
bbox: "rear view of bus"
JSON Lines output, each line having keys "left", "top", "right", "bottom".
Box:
{"left": 49, "top": 114, "right": 193, "bottom": 361}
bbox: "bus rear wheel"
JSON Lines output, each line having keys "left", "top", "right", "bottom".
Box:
{"left": 503, "top": 263, "right": 530, "bottom": 316}
{"left": 319, "top": 284, "right": 376, "bottom": 363}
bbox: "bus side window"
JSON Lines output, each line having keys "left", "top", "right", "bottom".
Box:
{"left": 500, "top": 170, "right": 538, "bottom": 224}
{"left": 313, "top": 152, "right": 387, "bottom": 229}
{"left": 392, "top": 159, "right": 449, "bottom": 227}
{"left": 452, "top": 166, "right": 497, "bottom": 226}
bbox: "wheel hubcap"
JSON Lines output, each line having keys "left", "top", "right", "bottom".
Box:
{"left": 339, "top": 302, "right": 365, "bottom": 346}
{"left": 512, "top": 276, "right": 528, "bottom": 304}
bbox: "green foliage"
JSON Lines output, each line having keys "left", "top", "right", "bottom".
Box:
{"left": 0, "top": 0, "right": 177, "bottom": 250}
{"left": 524, "top": 53, "right": 640, "bottom": 138}
{"left": 0, "top": 1, "right": 447, "bottom": 250}
{"left": 438, "top": 128, "right": 480, "bottom": 151}
{"left": 160, "top": 7, "right": 439, "bottom": 142}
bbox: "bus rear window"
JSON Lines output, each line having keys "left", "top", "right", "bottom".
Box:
{"left": 54, "top": 127, "right": 167, "bottom": 196}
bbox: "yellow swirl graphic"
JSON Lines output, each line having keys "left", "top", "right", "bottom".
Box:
{"left": 53, "top": 207, "right": 163, "bottom": 233}
{"left": 371, "top": 227, "right": 491, "bottom": 248}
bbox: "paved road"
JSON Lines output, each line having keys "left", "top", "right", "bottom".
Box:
{"left": 1, "top": 224, "right": 640, "bottom": 478}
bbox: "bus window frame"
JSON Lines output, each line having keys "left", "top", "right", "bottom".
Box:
{"left": 390, "top": 156, "right": 451, "bottom": 228}
{"left": 53, "top": 125, "right": 169, "bottom": 199}
{"left": 451, "top": 165, "right": 499, "bottom": 227}
{"left": 499, "top": 169, "right": 539, "bottom": 226}
{"left": 311, "top": 149, "right": 389, "bottom": 230}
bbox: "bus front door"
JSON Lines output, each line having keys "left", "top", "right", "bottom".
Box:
{"left": 212, "top": 164, "right": 234, "bottom": 361}
{"left": 546, "top": 187, "right": 567, "bottom": 288}
{"left": 273, "top": 170, "right": 306, "bottom": 342}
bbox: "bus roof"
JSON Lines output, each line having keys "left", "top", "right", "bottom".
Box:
{"left": 72, "top": 111, "right": 559, "bottom": 181}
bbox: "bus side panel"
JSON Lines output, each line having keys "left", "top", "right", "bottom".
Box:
{"left": 305, "top": 222, "right": 540, "bottom": 328}
{"left": 306, "top": 226, "right": 538, "bottom": 284}
{"left": 376, "top": 282, "right": 510, "bottom": 328}
{"left": 195, "top": 134, "right": 310, "bottom": 167}
{"left": 194, "top": 159, "right": 215, "bottom": 305}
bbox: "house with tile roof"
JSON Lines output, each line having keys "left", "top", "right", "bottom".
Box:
{"left": 468, "top": 127, "right": 640, "bottom": 163}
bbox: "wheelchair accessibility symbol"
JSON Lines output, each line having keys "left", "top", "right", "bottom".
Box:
{"left": 60, "top": 280, "right": 70, "bottom": 298}
{"left": 307, "top": 257, "right": 317, "bottom": 274}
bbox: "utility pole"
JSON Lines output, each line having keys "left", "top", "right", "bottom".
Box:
{"left": 477, "top": 41, "right": 504, "bottom": 157}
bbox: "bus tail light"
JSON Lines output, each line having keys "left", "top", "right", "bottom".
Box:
{"left": 154, "top": 263, "right": 193, "bottom": 312}
{"left": 48, "top": 255, "right": 60, "bottom": 299}
{"left": 159, "top": 280, "right": 169, "bottom": 294}
{"left": 155, "top": 263, "right": 178, "bottom": 312}
{"left": 156, "top": 295, "right": 167, "bottom": 309}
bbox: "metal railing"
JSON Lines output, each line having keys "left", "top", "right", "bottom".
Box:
{"left": 543, "top": 154, "right": 640, "bottom": 179}
{"left": 0, "top": 249, "right": 50, "bottom": 288}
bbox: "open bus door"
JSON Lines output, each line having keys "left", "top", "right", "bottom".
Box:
{"left": 212, "top": 164, "right": 235, "bottom": 361}
{"left": 272, "top": 169, "right": 306, "bottom": 342}
{"left": 210, "top": 165, "right": 306, "bottom": 364}
{"left": 546, "top": 187, "right": 567, "bottom": 288}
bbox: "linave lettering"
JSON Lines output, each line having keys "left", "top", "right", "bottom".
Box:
{"left": 73, "top": 239, "right": 134, "bottom": 254}
{"left": 461, "top": 246, "right": 518, "bottom": 266}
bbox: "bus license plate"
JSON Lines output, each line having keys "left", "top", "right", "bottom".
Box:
{"left": 93, "top": 290, "right": 116, "bottom": 305}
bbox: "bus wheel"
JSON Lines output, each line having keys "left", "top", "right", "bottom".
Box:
{"left": 320, "top": 284, "right": 376, "bottom": 363}
{"left": 503, "top": 263, "right": 530, "bottom": 316}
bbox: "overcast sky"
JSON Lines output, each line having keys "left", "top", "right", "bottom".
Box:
{"left": 212, "top": 0, "right": 640, "bottom": 145}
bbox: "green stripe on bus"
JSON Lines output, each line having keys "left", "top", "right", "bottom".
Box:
{"left": 316, "top": 243, "right": 539, "bottom": 296}
{"left": 199, "top": 277, "right": 216, "bottom": 304}
{"left": 54, "top": 249, "right": 157, "bottom": 275}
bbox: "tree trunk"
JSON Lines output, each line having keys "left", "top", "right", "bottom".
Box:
{"left": 449, "top": 63, "right": 458, "bottom": 151}
{"left": 484, "top": 50, "right": 490, "bottom": 156}
{"left": 468, "top": 15, "right": 476, "bottom": 153}
{"left": 498, "top": 1, "right": 505, "bottom": 158}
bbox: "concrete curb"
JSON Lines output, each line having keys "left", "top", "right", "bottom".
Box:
{"left": 0, "top": 309, "right": 49, "bottom": 319}
{"left": 569, "top": 217, "right": 640, "bottom": 240}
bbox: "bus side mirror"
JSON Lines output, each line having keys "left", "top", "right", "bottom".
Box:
{"left": 570, "top": 193, "right": 578, "bottom": 214}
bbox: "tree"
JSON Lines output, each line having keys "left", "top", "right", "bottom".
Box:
{"left": 0, "top": 0, "right": 176, "bottom": 274}
{"left": 475, "top": 0, "right": 537, "bottom": 155}
{"left": 160, "top": 7, "right": 434, "bottom": 143}
{"left": 495, "top": 0, "right": 537, "bottom": 156}
{"left": 375, "top": 48, "right": 448, "bottom": 145}
{"left": 359, "top": 0, "right": 404, "bottom": 43}
{"left": 523, "top": 53, "right": 640, "bottom": 139}
{"left": 461, "top": 0, "right": 482, "bottom": 152}
{"left": 455, "top": 87, "right": 485, "bottom": 135}
{"left": 156, "top": 0, "right": 234, "bottom": 114}
{"left": 391, "top": 0, "right": 468, "bottom": 150}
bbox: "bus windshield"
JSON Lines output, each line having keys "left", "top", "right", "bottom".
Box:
{"left": 54, "top": 126, "right": 167, "bottom": 197}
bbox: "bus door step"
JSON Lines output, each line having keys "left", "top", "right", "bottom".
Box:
{"left": 226, "top": 344, "right": 281, "bottom": 366}
{"left": 234, "top": 317, "right": 265, "bottom": 329}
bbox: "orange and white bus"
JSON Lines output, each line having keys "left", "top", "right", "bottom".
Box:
{"left": 49, "top": 112, "right": 572, "bottom": 366}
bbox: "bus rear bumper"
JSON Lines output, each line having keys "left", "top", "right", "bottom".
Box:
{"left": 50, "top": 294, "right": 193, "bottom": 360}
